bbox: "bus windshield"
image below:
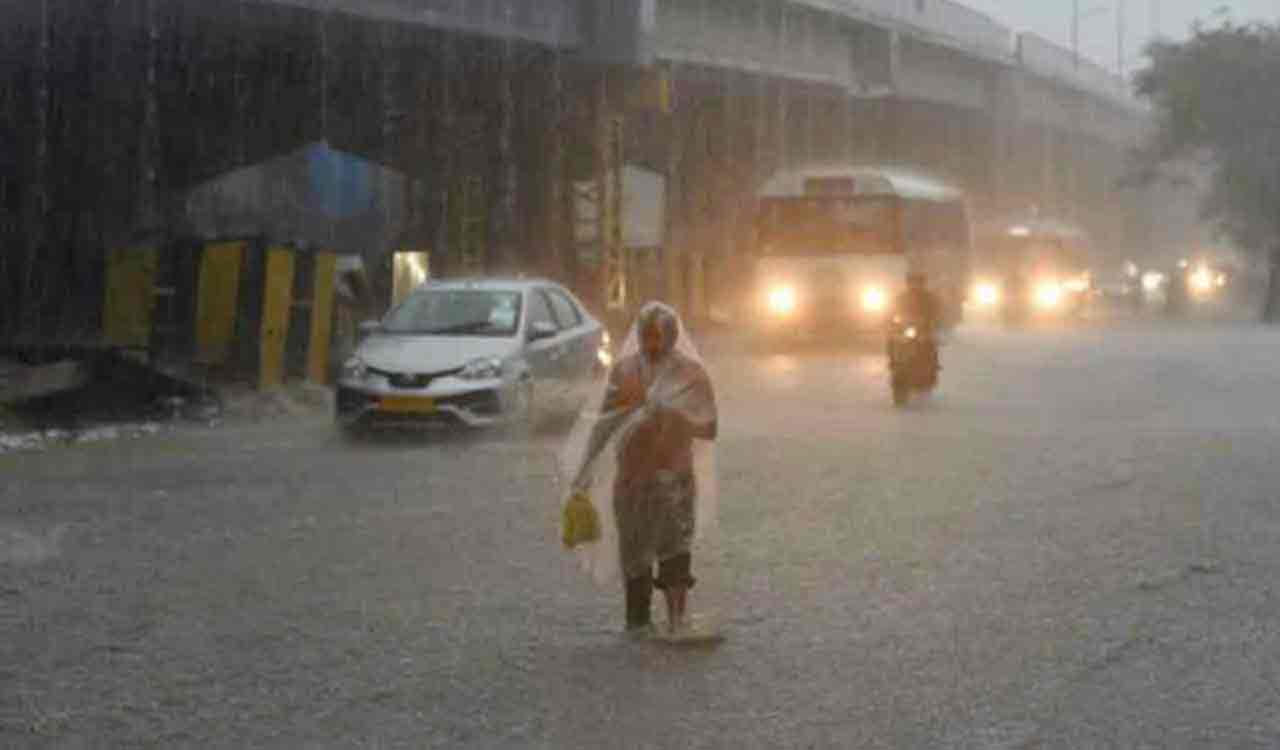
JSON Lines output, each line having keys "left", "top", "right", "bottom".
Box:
{"left": 756, "top": 197, "right": 897, "bottom": 256}
{"left": 987, "top": 236, "right": 1086, "bottom": 274}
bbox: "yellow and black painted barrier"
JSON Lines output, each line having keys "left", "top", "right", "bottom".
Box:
{"left": 102, "top": 239, "right": 342, "bottom": 389}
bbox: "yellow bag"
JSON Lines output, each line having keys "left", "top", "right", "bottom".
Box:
{"left": 561, "top": 490, "right": 601, "bottom": 548}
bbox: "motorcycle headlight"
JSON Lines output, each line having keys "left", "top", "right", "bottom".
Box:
{"left": 342, "top": 356, "right": 369, "bottom": 381}
{"left": 460, "top": 357, "right": 503, "bottom": 381}
{"left": 767, "top": 285, "right": 797, "bottom": 316}
{"left": 904, "top": 326, "right": 918, "bottom": 339}
{"left": 861, "top": 286, "right": 887, "bottom": 313}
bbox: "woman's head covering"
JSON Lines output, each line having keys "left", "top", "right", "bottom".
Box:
{"left": 636, "top": 302, "right": 680, "bottom": 361}
{"left": 558, "top": 302, "right": 719, "bottom": 586}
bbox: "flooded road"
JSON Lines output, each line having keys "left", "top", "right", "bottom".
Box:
{"left": 5, "top": 323, "right": 1280, "bottom": 748}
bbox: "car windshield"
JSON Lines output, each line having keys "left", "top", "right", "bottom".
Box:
{"left": 382, "top": 289, "right": 522, "bottom": 337}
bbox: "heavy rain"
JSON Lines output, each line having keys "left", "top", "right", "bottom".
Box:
{"left": 4, "top": 1, "right": 1280, "bottom": 747}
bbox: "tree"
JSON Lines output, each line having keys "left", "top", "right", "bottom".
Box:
{"left": 1134, "top": 18, "right": 1280, "bottom": 320}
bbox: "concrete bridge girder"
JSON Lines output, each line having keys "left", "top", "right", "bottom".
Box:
{"left": 255, "top": 0, "right": 583, "bottom": 48}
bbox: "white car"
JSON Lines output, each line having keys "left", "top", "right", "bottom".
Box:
{"left": 336, "top": 278, "right": 607, "bottom": 431}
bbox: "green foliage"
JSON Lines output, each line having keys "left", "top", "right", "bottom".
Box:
{"left": 1135, "top": 19, "right": 1280, "bottom": 253}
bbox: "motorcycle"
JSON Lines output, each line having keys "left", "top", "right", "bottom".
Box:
{"left": 887, "top": 316, "right": 939, "bottom": 407}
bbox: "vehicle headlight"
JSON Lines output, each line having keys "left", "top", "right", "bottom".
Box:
{"left": 767, "top": 285, "right": 797, "bottom": 315}
{"left": 904, "top": 326, "right": 918, "bottom": 339}
{"left": 861, "top": 286, "right": 887, "bottom": 313}
{"left": 460, "top": 357, "right": 503, "bottom": 380}
{"left": 597, "top": 331, "right": 613, "bottom": 369}
{"left": 342, "top": 356, "right": 369, "bottom": 381}
{"left": 973, "top": 281, "right": 1001, "bottom": 307}
{"left": 1034, "top": 281, "right": 1062, "bottom": 309}
{"left": 1189, "top": 268, "right": 1214, "bottom": 294}
{"left": 1141, "top": 272, "right": 1165, "bottom": 293}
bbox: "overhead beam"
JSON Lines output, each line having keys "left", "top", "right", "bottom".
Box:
{"left": 241, "top": 0, "right": 583, "bottom": 47}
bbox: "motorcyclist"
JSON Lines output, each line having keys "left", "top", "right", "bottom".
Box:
{"left": 891, "top": 272, "right": 942, "bottom": 374}
{"left": 894, "top": 272, "right": 941, "bottom": 336}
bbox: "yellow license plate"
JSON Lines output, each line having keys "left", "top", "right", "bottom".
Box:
{"left": 378, "top": 396, "right": 437, "bottom": 414}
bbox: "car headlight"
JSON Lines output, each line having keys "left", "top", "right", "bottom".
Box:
{"left": 597, "top": 331, "right": 614, "bottom": 369}
{"left": 342, "top": 356, "right": 368, "bottom": 381}
{"left": 1034, "top": 281, "right": 1062, "bottom": 309}
{"left": 767, "top": 285, "right": 797, "bottom": 315}
{"left": 460, "top": 357, "right": 504, "bottom": 380}
{"left": 973, "top": 281, "right": 1001, "bottom": 307}
{"left": 861, "top": 286, "right": 887, "bottom": 313}
{"left": 903, "top": 326, "right": 918, "bottom": 339}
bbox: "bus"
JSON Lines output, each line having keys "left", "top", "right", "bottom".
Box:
{"left": 750, "top": 165, "right": 971, "bottom": 340}
{"left": 969, "top": 217, "right": 1093, "bottom": 321}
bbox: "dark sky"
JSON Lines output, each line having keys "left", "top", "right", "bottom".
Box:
{"left": 960, "top": 1, "right": 1278, "bottom": 76}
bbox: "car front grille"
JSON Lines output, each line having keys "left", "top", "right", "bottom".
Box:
{"left": 369, "top": 366, "right": 462, "bottom": 390}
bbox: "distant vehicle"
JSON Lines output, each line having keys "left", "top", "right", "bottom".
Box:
{"left": 970, "top": 217, "right": 1093, "bottom": 323}
{"left": 749, "top": 164, "right": 971, "bottom": 342}
{"left": 1163, "top": 258, "right": 1236, "bottom": 316}
{"left": 336, "top": 278, "right": 608, "bottom": 432}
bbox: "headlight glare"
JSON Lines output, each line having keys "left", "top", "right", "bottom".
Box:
{"left": 767, "top": 285, "right": 797, "bottom": 315}
{"left": 1189, "top": 268, "right": 1214, "bottom": 293}
{"left": 861, "top": 286, "right": 887, "bottom": 313}
{"left": 974, "top": 281, "right": 1001, "bottom": 307}
{"left": 1034, "top": 281, "right": 1062, "bottom": 309}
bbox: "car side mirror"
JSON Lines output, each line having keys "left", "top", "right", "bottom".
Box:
{"left": 528, "top": 321, "right": 558, "bottom": 342}
{"left": 359, "top": 320, "right": 383, "bottom": 337}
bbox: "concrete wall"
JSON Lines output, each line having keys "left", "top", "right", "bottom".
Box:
{"left": 581, "top": 0, "right": 657, "bottom": 64}
{"left": 654, "top": 0, "right": 858, "bottom": 87}
{"left": 894, "top": 37, "right": 992, "bottom": 111}
{"left": 1016, "top": 33, "right": 1134, "bottom": 109}
{"left": 796, "top": 0, "right": 1011, "bottom": 61}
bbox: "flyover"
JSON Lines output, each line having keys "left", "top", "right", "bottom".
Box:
{"left": 0, "top": 0, "right": 1193, "bottom": 341}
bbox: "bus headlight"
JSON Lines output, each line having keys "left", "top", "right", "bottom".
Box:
{"left": 861, "top": 286, "right": 887, "bottom": 313}
{"left": 767, "top": 285, "right": 797, "bottom": 316}
{"left": 1034, "top": 281, "right": 1062, "bottom": 309}
{"left": 973, "top": 281, "right": 1001, "bottom": 307}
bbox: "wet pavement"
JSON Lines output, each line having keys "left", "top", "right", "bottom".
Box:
{"left": 4, "top": 322, "right": 1280, "bottom": 748}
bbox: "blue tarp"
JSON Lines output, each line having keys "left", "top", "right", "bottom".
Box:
{"left": 185, "top": 141, "right": 408, "bottom": 258}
